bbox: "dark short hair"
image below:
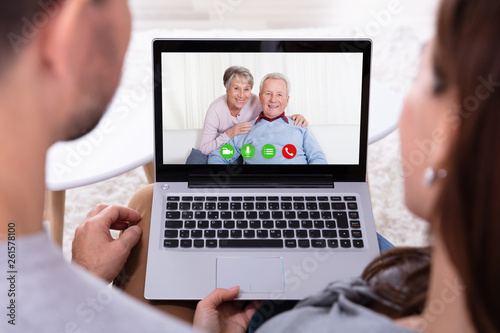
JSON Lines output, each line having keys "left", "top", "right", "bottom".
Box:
{"left": 0, "top": 0, "right": 62, "bottom": 63}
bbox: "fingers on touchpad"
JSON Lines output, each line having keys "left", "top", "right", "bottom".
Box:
{"left": 216, "top": 257, "right": 285, "bottom": 294}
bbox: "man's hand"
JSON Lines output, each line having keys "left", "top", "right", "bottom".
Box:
{"left": 193, "top": 287, "right": 261, "bottom": 333}
{"left": 72, "top": 204, "right": 142, "bottom": 282}
{"left": 225, "top": 122, "right": 253, "bottom": 138}
{"left": 291, "top": 114, "right": 309, "bottom": 127}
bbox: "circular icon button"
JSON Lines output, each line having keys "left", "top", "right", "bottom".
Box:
{"left": 261, "top": 144, "right": 276, "bottom": 159}
{"left": 282, "top": 144, "right": 297, "bottom": 159}
{"left": 220, "top": 144, "right": 235, "bottom": 159}
{"left": 241, "top": 144, "right": 255, "bottom": 159}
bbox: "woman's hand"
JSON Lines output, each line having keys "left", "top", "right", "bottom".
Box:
{"left": 72, "top": 204, "right": 142, "bottom": 282}
{"left": 225, "top": 122, "right": 253, "bottom": 138}
{"left": 291, "top": 114, "right": 309, "bottom": 127}
{"left": 193, "top": 287, "right": 261, "bottom": 333}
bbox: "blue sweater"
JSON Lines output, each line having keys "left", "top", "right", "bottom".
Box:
{"left": 208, "top": 116, "right": 327, "bottom": 164}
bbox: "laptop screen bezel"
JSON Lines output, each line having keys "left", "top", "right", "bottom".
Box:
{"left": 153, "top": 39, "right": 371, "bottom": 183}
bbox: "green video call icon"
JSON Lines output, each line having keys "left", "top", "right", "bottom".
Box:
{"left": 261, "top": 144, "right": 276, "bottom": 159}
{"left": 242, "top": 144, "right": 255, "bottom": 159}
{"left": 220, "top": 144, "right": 235, "bottom": 159}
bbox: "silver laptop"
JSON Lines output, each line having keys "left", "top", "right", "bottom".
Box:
{"left": 145, "top": 38, "right": 379, "bottom": 300}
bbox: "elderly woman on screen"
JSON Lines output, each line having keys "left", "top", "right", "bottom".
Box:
{"left": 197, "top": 66, "right": 308, "bottom": 155}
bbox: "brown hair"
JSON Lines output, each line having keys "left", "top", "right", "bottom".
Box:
{"left": 433, "top": 0, "right": 500, "bottom": 332}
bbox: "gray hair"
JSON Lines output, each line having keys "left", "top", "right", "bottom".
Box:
{"left": 259, "top": 72, "right": 291, "bottom": 96}
{"left": 223, "top": 66, "right": 254, "bottom": 90}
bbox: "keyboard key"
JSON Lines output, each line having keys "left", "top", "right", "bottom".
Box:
{"left": 198, "top": 220, "right": 209, "bottom": 229}
{"left": 165, "top": 221, "right": 182, "bottom": 228}
{"left": 353, "top": 240, "right": 364, "bottom": 248}
{"left": 219, "top": 240, "right": 283, "bottom": 248}
{"left": 298, "top": 240, "right": 310, "bottom": 248}
{"left": 288, "top": 220, "right": 300, "bottom": 228}
{"left": 344, "top": 196, "right": 357, "bottom": 201}
{"left": 167, "top": 196, "right": 180, "bottom": 201}
{"left": 285, "top": 240, "right": 297, "bottom": 248}
{"left": 166, "top": 212, "right": 181, "bottom": 219}
{"left": 341, "top": 240, "right": 352, "bottom": 248}
{"left": 182, "top": 196, "right": 193, "bottom": 201}
{"left": 237, "top": 220, "right": 248, "bottom": 229}
{"left": 272, "top": 211, "right": 284, "bottom": 219}
{"left": 211, "top": 220, "right": 222, "bottom": 229}
{"left": 339, "top": 230, "right": 350, "bottom": 238}
{"left": 259, "top": 211, "right": 271, "bottom": 219}
{"left": 257, "top": 230, "right": 268, "bottom": 238}
{"left": 218, "top": 203, "right": 229, "bottom": 210}
{"left": 269, "top": 196, "right": 279, "bottom": 201}
{"left": 328, "top": 240, "right": 339, "bottom": 248}
{"left": 313, "top": 220, "right": 325, "bottom": 229}
{"left": 234, "top": 211, "right": 244, "bottom": 219}
{"left": 330, "top": 196, "right": 341, "bottom": 201}
{"left": 186, "top": 222, "right": 199, "bottom": 233}
{"left": 204, "top": 230, "right": 215, "bottom": 238}
{"left": 281, "top": 202, "right": 293, "bottom": 210}
{"left": 352, "top": 230, "right": 363, "bottom": 238}
{"left": 191, "top": 230, "right": 203, "bottom": 238}
{"left": 350, "top": 221, "right": 361, "bottom": 228}
{"left": 231, "top": 230, "right": 242, "bottom": 238}
{"left": 243, "top": 196, "right": 254, "bottom": 201}
{"left": 298, "top": 211, "right": 309, "bottom": 219}
{"left": 256, "top": 196, "right": 266, "bottom": 201}
{"left": 208, "top": 211, "right": 219, "bottom": 219}
{"left": 333, "top": 212, "right": 348, "bottom": 228}
{"left": 296, "top": 230, "right": 308, "bottom": 238}
{"left": 281, "top": 196, "right": 292, "bottom": 201}
{"left": 244, "top": 230, "right": 255, "bottom": 238}
{"left": 195, "top": 211, "right": 206, "bottom": 219}
{"left": 249, "top": 220, "right": 261, "bottom": 229}
{"left": 194, "top": 240, "right": 204, "bottom": 248}
{"left": 319, "top": 203, "right": 330, "bottom": 210}
{"left": 256, "top": 203, "right": 267, "bottom": 210}
{"left": 311, "top": 240, "right": 326, "bottom": 248}
{"left": 262, "top": 221, "right": 274, "bottom": 228}
{"left": 180, "top": 230, "right": 189, "bottom": 238}
{"left": 317, "top": 196, "right": 328, "bottom": 201}
{"left": 164, "top": 239, "right": 179, "bottom": 248}
{"left": 192, "top": 203, "right": 203, "bottom": 210}
{"left": 293, "top": 196, "right": 304, "bottom": 201}
{"left": 166, "top": 202, "right": 178, "bottom": 210}
{"left": 270, "top": 230, "right": 282, "bottom": 238}
{"left": 332, "top": 203, "right": 346, "bottom": 210}
{"left": 322, "top": 230, "right": 337, "bottom": 238}
{"left": 219, "top": 197, "right": 230, "bottom": 201}
{"left": 275, "top": 220, "right": 287, "bottom": 228}
{"left": 321, "top": 212, "right": 332, "bottom": 219}
{"left": 205, "top": 203, "right": 216, "bottom": 210}
{"left": 306, "top": 203, "right": 318, "bottom": 210}
{"left": 305, "top": 196, "right": 316, "bottom": 201}
{"left": 231, "top": 202, "right": 242, "bottom": 210}
{"left": 221, "top": 212, "right": 232, "bottom": 219}
{"left": 224, "top": 220, "right": 235, "bottom": 229}
{"left": 207, "top": 197, "right": 217, "bottom": 201}
{"left": 206, "top": 240, "right": 217, "bottom": 248}
{"left": 285, "top": 211, "right": 296, "bottom": 219}
{"left": 217, "top": 230, "right": 229, "bottom": 238}
{"left": 194, "top": 197, "right": 205, "bottom": 201}
{"left": 269, "top": 203, "right": 280, "bottom": 210}
{"left": 301, "top": 220, "right": 313, "bottom": 228}
{"left": 181, "top": 211, "right": 193, "bottom": 219}
{"left": 283, "top": 230, "right": 295, "bottom": 238}
{"left": 348, "top": 203, "right": 358, "bottom": 210}
{"left": 246, "top": 211, "right": 257, "bottom": 219}
{"left": 231, "top": 196, "right": 243, "bottom": 201}
{"left": 309, "top": 230, "right": 321, "bottom": 238}
{"left": 243, "top": 202, "right": 254, "bottom": 210}
{"left": 164, "top": 230, "right": 178, "bottom": 238}
{"left": 326, "top": 221, "right": 336, "bottom": 228}
{"left": 349, "top": 211, "right": 360, "bottom": 219}
{"left": 294, "top": 203, "right": 305, "bottom": 210}
{"left": 179, "top": 202, "right": 190, "bottom": 210}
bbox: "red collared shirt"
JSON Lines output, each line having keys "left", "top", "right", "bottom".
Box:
{"left": 254, "top": 112, "right": 289, "bottom": 125}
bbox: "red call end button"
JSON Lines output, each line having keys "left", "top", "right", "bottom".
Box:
{"left": 282, "top": 144, "right": 297, "bottom": 159}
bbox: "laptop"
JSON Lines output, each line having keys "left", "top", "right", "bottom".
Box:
{"left": 145, "top": 38, "right": 379, "bottom": 300}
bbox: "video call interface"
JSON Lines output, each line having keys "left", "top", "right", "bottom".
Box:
{"left": 160, "top": 50, "right": 365, "bottom": 166}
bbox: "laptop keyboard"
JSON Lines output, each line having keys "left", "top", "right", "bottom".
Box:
{"left": 163, "top": 195, "right": 364, "bottom": 249}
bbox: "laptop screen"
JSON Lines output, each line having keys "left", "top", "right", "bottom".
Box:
{"left": 153, "top": 40, "right": 371, "bottom": 184}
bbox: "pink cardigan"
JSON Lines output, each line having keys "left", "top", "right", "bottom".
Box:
{"left": 198, "top": 94, "right": 261, "bottom": 155}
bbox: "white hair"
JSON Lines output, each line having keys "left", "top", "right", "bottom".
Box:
{"left": 259, "top": 72, "right": 291, "bottom": 96}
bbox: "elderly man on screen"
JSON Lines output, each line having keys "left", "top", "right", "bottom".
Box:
{"left": 208, "top": 73, "right": 327, "bottom": 165}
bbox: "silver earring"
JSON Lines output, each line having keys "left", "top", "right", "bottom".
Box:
{"left": 423, "top": 167, "right": 448, "bottom": 187}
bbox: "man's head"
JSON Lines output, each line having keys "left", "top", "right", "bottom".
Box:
{"left": 0, "top": 0, "right": 131, "bottom": 142}
{"left": 259, "top": 73, "right": 290, "bottom": 119}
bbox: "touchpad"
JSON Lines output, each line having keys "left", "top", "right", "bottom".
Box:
{"left": 216, "top": 257, "right": 285, "bottom": 293}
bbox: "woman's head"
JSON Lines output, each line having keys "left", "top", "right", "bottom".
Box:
{"left": 400, "top": 0, "right": 500, "bottom": 331}
{"left": 223, "top": 66, "right": 254, "bottom": 112}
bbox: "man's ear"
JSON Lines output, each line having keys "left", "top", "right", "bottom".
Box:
{"left": 37, "top": 0, "right": 88, "bottom": 80}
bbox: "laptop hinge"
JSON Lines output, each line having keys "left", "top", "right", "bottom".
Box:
{"left": 188, "top": 175, "right": 334, "bottom": 188}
